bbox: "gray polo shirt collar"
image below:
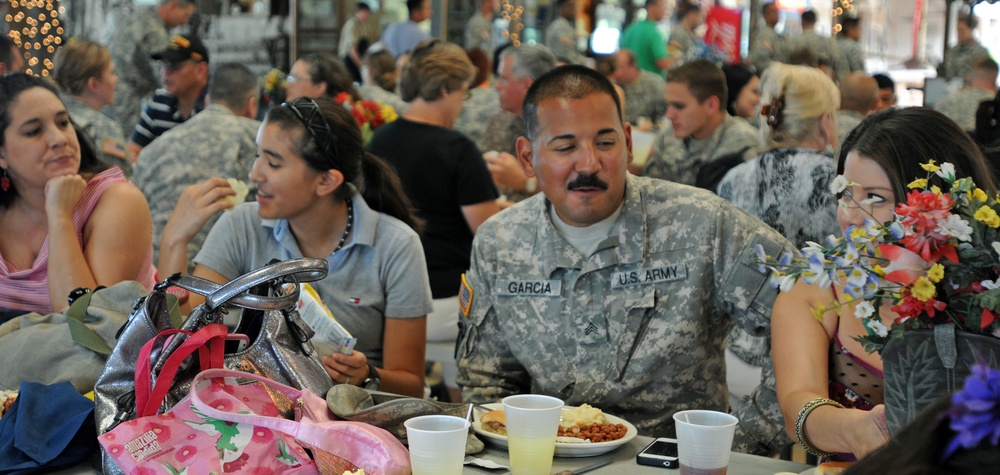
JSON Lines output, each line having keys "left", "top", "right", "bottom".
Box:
{"left": 261, "top": 192, "right": 377, "bottom": 263}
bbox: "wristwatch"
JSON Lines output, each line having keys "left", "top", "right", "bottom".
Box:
{"left": 362, "top": 362, "right": 381, "bottom": 390}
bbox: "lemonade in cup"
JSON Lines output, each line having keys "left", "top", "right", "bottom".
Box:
{"left": 502, "top": 394, "right": 564, "bottom": 475}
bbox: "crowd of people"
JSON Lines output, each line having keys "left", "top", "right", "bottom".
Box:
{"left": 0, "top": 0, "right": 998, "bottom": 469}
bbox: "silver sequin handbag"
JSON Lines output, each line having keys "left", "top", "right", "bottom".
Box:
{"left": 93, "top": 258, "right": 334, "bottom": 475}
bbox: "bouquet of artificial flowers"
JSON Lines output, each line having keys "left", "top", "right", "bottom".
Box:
{"left": 756, "top": 161, "right": 1000, "bottom": 353}
{"left": 333, "top": 92, "right": 399, "bottom": 145}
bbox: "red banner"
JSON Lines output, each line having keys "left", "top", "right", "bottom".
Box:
{"left": 704, "top": 6, "right": 742, "bottom": 64}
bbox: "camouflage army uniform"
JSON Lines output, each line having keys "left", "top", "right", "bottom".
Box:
{"left": 545, "top": 17, "right": 586, "bottom": 65}
{"left": 107, "top": 7, "right": 170, "bottom": 135}
{"left": 785, "top": 30, "right": 849, "bottom": 81}
{"left": 834, "top": 109, "right": 865, "bottom": 156}
{"left": 455, "top": 86, "right": 500, "bottom": 146}
{"left": 358, "top": 83, "right": 409, "bottom": 116}
{"left": 943, "top": 40, "right": 991, "bottom": 82}
{"left": 837, "top": 37, "right": 865, "bottom": 73}
{"left": 479, "top": 110, "right": 533, "bottom": 202}
{"left": 465, "top": 12, "right": 495, "bottom": 54}
{"left": 132, "top": 104, "right": 261, "bottom": 268}
{"left": 934, "top": 87, "right": 995, "bottom": 132}
{"left": 620, "top": 70, "right": 667, "bottom": 127}
{"left": 644, "top": 114, "right": 760, "bottom": 185}
{"left": 63, "top": 95, "right": 131, "bottom": 176}
{"left": 750, "top": 27, "right": 784, "bottom": 74}
{"left": 669, "top": 27, "right": 697, "bottom": 62}
{"left": 457, "top": 174, "right": 793, "bottom": 455}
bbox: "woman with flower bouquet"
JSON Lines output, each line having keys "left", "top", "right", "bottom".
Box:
{"left": 769, "top": 107, "right": 999, "bottom": 461}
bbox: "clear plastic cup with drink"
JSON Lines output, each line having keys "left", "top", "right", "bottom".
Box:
{"left": 502, "top": 394, "right": 565, "bottom": 475}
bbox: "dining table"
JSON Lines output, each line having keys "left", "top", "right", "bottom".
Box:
{"left": 464, "top": 435, "right": 814, "bottom": 475}
{"left": 58, "top": 435, "right": 812, "bottom": 475}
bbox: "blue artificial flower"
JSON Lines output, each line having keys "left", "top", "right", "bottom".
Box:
{"left": 942, "top": 364, "right": 1000, "bottom": 459}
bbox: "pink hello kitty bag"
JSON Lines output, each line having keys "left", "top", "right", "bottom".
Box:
{"left": 98, "top": 324, "right": 317, "bottom": 474}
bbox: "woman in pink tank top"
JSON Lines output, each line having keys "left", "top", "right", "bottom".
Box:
{"left": 0, "top": 73, "right": 155, "bottom": 318}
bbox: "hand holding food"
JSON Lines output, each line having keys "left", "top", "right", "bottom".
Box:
{"left": 0, "top": 389, "right": 18, "bottom": 417}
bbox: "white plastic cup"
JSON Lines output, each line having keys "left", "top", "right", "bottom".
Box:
{"left": 672, "top": 410, "right": 739, "bottom": 475}
{"left": 404, "top": 415, "right": 470, "bottom": 475}
{"left": 631, "top": 129, "right": 656, "bottom": 167}
{"left": 502, "top": 394, "right": 565, "bottom": 475}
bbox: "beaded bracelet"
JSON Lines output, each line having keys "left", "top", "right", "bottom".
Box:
{"left": 794, "top": 397, "right": 845, "bottom": 458}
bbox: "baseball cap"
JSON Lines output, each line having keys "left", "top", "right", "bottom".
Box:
{"left": 152, "top": 34, "right": 209, "bottom": 64}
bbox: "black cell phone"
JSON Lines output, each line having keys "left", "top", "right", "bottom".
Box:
{"left": 636, "top": 437, "right": 679, "bottom": 469}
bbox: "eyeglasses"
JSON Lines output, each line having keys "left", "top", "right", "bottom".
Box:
{"left": 281, "top": 97, "right": 337, "bottom": 159}
{"left": 286, "top": 73, "right": 304, "bottom": 84}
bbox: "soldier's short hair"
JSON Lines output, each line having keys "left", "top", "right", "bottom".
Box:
{"left": 959, "top": 13, "right": 979, "bottom": 29}
{"left": 522, "top": 65, "right": 623, "bottom": 140}
{"left": 209, "top": 63, "right": 259, "bottom": 110}
{"left": 500, "top": 44, "right": 557, "bottom": 82}
{"left": 666, "top": 59, "right": 728, "bottom": 106}
{"left": 399, "top": 39, "right": 475, "bottom": 102}
{"left": 971, "top": 55, "right": 999, "bottom": 82}
{"left": 801, "top": 10, "right": 817, "bottom": 26}
{"left": 0, "top": 36, "right": 16, "bottom": 68}
{"left": 406, "top": 0, "right": 425, "bottom": 14}
{"left": 160, "top": 0, "right": 194, "bottom": 6}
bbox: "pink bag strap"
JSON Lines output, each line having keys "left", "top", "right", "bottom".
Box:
{"left": 189, "top": 368, "right": 306, "bottom": 435}
{"left": 135, "top": 324, "right": 229, "bottom": 417}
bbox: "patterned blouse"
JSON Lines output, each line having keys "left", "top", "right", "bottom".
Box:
{"left": 717, "top": 147, "right": 840, "bottom": 249}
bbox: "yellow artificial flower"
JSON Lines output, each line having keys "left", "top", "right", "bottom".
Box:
{"left": 973, "top": 188, "right": 989, "bottom": 202}
{"left": 930, "top": 185, "right": 942, "bottom": 196}
{"left": 911, "top": 277, "right": 937, "bottom": 302}
{"left": 872, "top": 264, "right": 886, "bottom": 276}
{"left": 850, "top": 226, "right": 869, "bottom": 241}
{"left": 920, "top": 160, "right": 940, "bottom": 172}
{"left": 810, "top": 303, "right": 827, "bottom": 321}
{"left": 927, "top": 263, "right": 945, "bottom": 283}
{"left": 908, "top": 178, "right": 928, "bottom": 189}
{"left": 975, "top": 205, "right": 1000, "bottom": 228}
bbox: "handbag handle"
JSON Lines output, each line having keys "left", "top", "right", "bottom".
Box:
{"left": 204, "top": 258, "right": 328, "bottom": 311}
{"left": 135, "top": 324, "right": 230, "bottom": 417}
{"left": 189, "top": 368, "right": 307, "bottom": 436}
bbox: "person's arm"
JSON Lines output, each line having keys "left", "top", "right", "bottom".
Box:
{"left": 484, "top": 151, "right": 539, "bottom": 195}
{"left": 461, "top": 201, "right": 501, "bottom": 233}
{"left": 127, "top": 141, "right": 143, "bottom": 164}
{"left": 158, "top": 178, "right": 235, "bottom": 278}
{"left": 772, "top": 280, "right": 889, "bottom": 458}
{"left": 323, "top": 317, "right": 427, "bottom": 398}
{"left": 46, "top": 176, "right": 152, "bottom": 311}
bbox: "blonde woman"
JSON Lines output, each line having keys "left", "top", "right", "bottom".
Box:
{"left": 366, "top": 39, "right": 500, "bottom": 402}
{"left": 717, "top": 63, "right": 840, "bottom": 248}
{"left": 53, "top": 40, "right": 131, "bottom": 174}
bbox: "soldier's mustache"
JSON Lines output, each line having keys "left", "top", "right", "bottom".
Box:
{"left": 567, "top": 173, "right": 608, "bottom": 191}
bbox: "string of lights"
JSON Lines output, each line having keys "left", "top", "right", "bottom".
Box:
{"left": 832, "top": 0, "right": 855, "bottom": 34}
{"left": 499, "top": 0, "right": 525, "bottom": 47}
{"left": 5, "top": 0, "right": 65, "bottom": 77}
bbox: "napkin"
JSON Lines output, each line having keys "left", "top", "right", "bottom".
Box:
{"left": 0, "top": 381, "right": 97, "bottom": 473}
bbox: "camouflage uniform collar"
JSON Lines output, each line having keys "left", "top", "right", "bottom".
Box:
{"left": 535, "top": 174, "right": 646, "bottom": 273}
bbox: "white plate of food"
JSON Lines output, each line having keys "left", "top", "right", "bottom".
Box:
{"left": 472, "top": 402, "right": 638, "bottom": 457}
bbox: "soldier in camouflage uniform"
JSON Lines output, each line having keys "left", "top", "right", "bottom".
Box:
{"left": 834, "top": 72, "right": 878, "bottom": 156}
{"left": 464, "top": 0, "right": 497, "bottom": 55}
{"left": 750, "top": 2, "right": 784, "bottom": 74}
{"left": 837, "top": 17, "right": 865, "bottom": 74}
{"left": 456, "top": 65, "right": 792, "bottom": 455}
{"left": 132, "top": 64, "right": 260, "bottom": 270}
{"left": 107, "top": 0, "right": 196, "bottom": 135}
{"left": 785, "top": 10, "right": 849, "bottom": 81}
{"left": 612, "top": 49, "right": 667, "bottom": 127}
{"left": 935, "top": 55, "right": 998, "bottom": 132}
{"left": 943, "top": 14, "right": 991, "bottom": 83}
{"left": 545, "top": 0, "right": 587, "bottom": 65}
{"left": 480, "top": 44, "right": 557, "bottom": 202}
{"left": 53, "top": 40, "right": 131, "bottom": 175}
{"left": 644, "top": 60, "right": 760, "bottom": 185}
{"left": 455, "top": 86, "right": 499, "bottom": 147}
